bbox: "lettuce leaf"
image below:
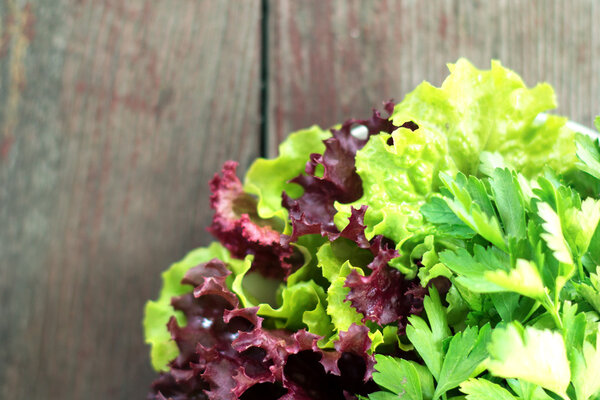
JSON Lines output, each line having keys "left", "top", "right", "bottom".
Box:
{"left": 244, "top": 126, "right": 330, "bottom": 231}
{"left": 149, "top": 259, "right": 376, "bottom": 400}
{"left": 146, "top": 59, "right": 598, "bottom": 400}
{"left": 335, "top": 59, "right": 576, "bottom": 250}
{"left": 143, "top": 242, "right": 235, "bottom": 371}
{"left": 282, "top": 104, "right": 398, "bottom": 244}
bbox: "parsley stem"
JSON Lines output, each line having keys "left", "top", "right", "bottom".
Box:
{"left": 543, "top": 293, "right": 563, "bottom": 332}
{"left": 577, "top": 259, "right": 585, "bottom": 281}
{"left": 437, "top": 239, "right": 460, "bottom": 251}
{"left": 522, "top": 301, "right": 541, "bottom": 323}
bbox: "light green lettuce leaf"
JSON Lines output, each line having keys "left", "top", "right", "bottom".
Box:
{"left": 244, "top": 125, "right": 330, "bottom": 233}
{"left": 315, "top": 241, "right": 400, "bottom": 351}
{"left": 369, "top": 325, "right": 403, "bottom": 353}
{"left": 335, "top": 60, "right": 576, "bottom": 250}
{"left": 392, "top": 59, "right": 575, "bottom": 177}
{"left": 258, "top": 280, "right": 332, "bottom": 337}
{"left": 143, "top": 242, "right": 235, "bottom": 371}
{"left": 231, "top": 255, "right": 266, "bottom": 307}
{"left": 230, "top": 233, "right": 324, "bottom": 307}
{"left": 316, "top": 238, "right": 373, "bottom": 282}
{"left": 413, "top": 235, "right": 453, "bottom": 286}
{"left": 334, "top": 125, "right": 458, "bottom": 251}
{"left": 287, "top": 234, "right": 328, "bottom": 286}
{"left": 325, "top": 261, "right": 364, "bottom": 334}
{"left": 315, "top": 241, "right": 378, "bottom": 346}
{"left": 249, "top": 235, "right": 332, "bottom": 337}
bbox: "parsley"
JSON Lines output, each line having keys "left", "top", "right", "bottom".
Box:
{"left": 370, "top": 138, "right": 600, "bottom": 400}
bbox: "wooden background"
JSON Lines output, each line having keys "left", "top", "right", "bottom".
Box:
{"left": 0, "top": 0, "right": 598, "bottom": 399}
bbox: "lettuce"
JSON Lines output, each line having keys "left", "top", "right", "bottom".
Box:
{"left": 143, "top": 242, "right": 234, "bottom": 371}
{"left": 335, "top": 59, "right": 577, "bottom": 273}
{"left": 144, "top": 60, "right": 596, "bottom": 400}
{"left": 244, "top": 125, "right": 330, "bottom": 230}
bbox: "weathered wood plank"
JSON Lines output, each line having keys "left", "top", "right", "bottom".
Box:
{"left": 0, "top": 1, "right": 261, "bottom": 399}
{"left": 267, "top": 0, "right": 600, "bottom": 155}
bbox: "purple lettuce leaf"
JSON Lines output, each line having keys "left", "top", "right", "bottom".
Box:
{"left": 343, "top": 236, "right": 427, "bottom": 331}
{"left": 282, "top": 102, "right": 398, "bottom": 245}
{"left": 150, "top": 259, "right": 378, "bottom": 400}
{"left": 208, "top": 161, "right": 294, "bottom": 279}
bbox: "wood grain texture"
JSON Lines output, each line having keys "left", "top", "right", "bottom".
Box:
{"left": 2, "top": 0, "right": 600, "bottom": 398}
{"left": 267, "top": 0, "right": 600, "bottom": 155}
{"left": 0, "top": 1, "right": 261, "bottom": 399}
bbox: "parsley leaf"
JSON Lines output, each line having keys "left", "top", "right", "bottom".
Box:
{"left": 486, "top": 323, "right": 570, "bottom": 398}
{"left": 574, "top": 266, "right": 600, "bottom": 313}
{"left": 371, "top": 355, "right": 434, "bottom": 400}
{"left": 460, "top": 378, "right": 518, "bottom": 400}
{"left": 489, "top": 168, "right": 527, "bottom": 241}
{"left": 570, "top": 327, "right": 600, "bottom": 400}
{"left": 406, "top": 288, "right": 451, "bottom": 380}
{"left": 433, "top": 324, "right": 491, "bottom": 399}
{"left": 439, "top": 172, "right": 508, "bottom": 251}
{"left": 575, "top": 132, "right": 600, "bottom": 181}
{"left": 439, "top": 246, "right": 509, "bottom": 293}
{"left": 484, "top": 259, "right": 546, "bottom": 301}
{"left": 537, "top": 201, "right": 574, "bottom": 266}
{"left": 506, "top": 379, "right": 554, "bottom": 400}
{"left": 421, "top": 196, "right": 476, "bottom": 239}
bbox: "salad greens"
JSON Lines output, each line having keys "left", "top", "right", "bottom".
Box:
{"left": 144, "top": 59, "right": 600, "bottom": 400}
